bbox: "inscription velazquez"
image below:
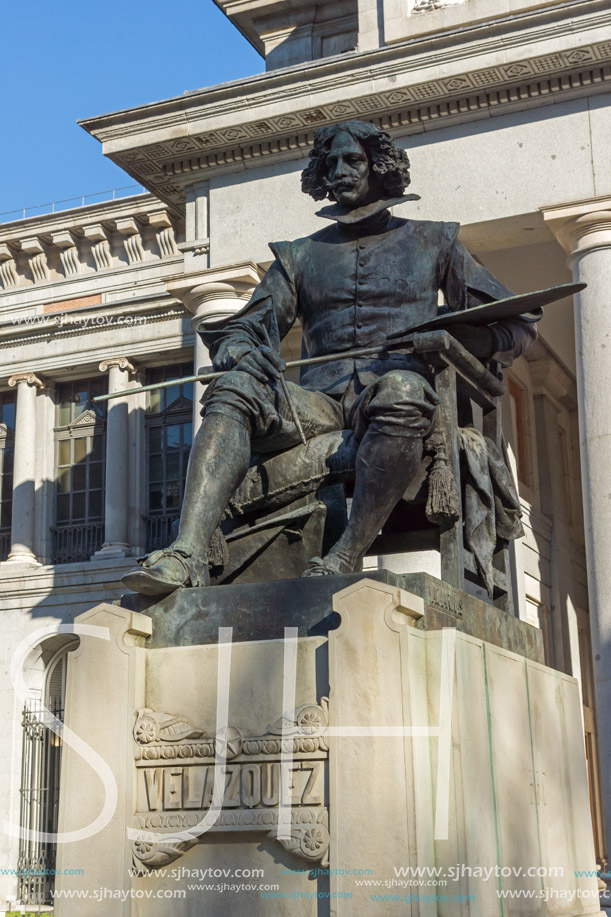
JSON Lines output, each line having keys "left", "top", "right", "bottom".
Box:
{"left": 141, "top": 761, "right": 323, "bottom": 812}
{"left": 428, "top": 583, "right": 464, "bottom": 618}
{"left": 131, "top": 703, "right": 330, "bottom": 870}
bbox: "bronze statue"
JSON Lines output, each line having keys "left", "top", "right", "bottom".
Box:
{"left": 122, "top": 120, "right": 538, "bottom": 596}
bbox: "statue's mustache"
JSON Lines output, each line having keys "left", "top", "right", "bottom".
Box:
{"left": 324, "top": 177, "right": 356, "bottom": 193}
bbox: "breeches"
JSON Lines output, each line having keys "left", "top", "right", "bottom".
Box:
{"left": 201, "top": 369, "right": 439, "bottom": 453}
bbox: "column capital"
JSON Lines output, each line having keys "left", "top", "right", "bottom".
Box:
{"left": 542, "top": 196, "right": 611, "bottom": 263}
{"left": 8, "top": 372, "right": 45, "bottom": 389}
{"left": 528, "top": 357, "right": 577, "bottom": 411}
{"left": 167, "top": 261, "right": 263, "bottom": 322}
{"left": 99, "top": 357, "right": 136, "bottom": 374}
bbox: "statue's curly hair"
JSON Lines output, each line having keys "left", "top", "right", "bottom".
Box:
{"left": 301, "top": 121, "right": 411, "bottom": 202}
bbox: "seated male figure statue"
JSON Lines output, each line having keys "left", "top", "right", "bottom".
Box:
{"left": 123, "top": 120, "right": 537, "bottom": 596}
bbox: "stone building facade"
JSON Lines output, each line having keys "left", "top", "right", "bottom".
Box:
{"left": 1, "top": 0, "right": 610, "bottom": 907}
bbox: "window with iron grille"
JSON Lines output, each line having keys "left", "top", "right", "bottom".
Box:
{"left": 18, "top": 651, "right": 70, "bottom": 907}
{"left": 145, "top": 364, "right": 193, "bottom": 552}
{"left": 52, "top": 379, "right": 107, "bottom": 563}
{"left": 0, "top": 391, "right": 16, "bottom": 560}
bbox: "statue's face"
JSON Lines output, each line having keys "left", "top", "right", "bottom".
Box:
{"left": 324, "top": 131, "right": 375, "bottom": 208}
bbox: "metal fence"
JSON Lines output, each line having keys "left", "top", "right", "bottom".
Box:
{"left": 51, "top": 522, "right": 104, "bottom": 563}
{"left": 0, "top": 527, "right": 10, "bottom": 561}
{"left": 146, "top": 513, "right": 179, "bottom": 553}
{"left": 18, "top": 701, "right": 64, "bottom": 906}
{"left": 0, "top": 184, "right": 147, "bottom": 223}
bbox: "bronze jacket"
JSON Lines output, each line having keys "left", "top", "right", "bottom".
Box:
{"left": 203, "top": 202, "right": 538, "bottom": 396}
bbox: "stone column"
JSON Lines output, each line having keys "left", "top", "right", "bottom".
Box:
{"left": 167, "top": 263, "right": 263, "bottom": 433}
{"left": 97, "top": 357, "right": 136, "bottom": 557}
{"left": 529, "top": 358, "right": 581, "bottom": 679}
{"left": 6, "top": 372, "right": 44, "bottom": 565}
{"left": 544, "top": 197, "right": 611, "bottom": 845}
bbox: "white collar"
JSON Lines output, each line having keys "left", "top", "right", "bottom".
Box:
{"left": 315, "top": 193, "right": 420, "bottom": 225}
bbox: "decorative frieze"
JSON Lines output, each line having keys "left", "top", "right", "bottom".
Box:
{"left": 412, "top": 0, "right": 468, "bottom": 11}
{"left": 131, "top": 702, "right": 329, "bottom": 872}
{"left": 115, "top": 217, "right": 146, "bottom": 264}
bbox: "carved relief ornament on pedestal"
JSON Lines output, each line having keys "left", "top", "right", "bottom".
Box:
{"left": 131, "top": 701, "right": 329, "bottom": 872}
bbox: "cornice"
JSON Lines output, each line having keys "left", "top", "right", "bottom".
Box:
{"left": 0, "top": 298, "right": 189, "bottom": 350}
{"left": 0, "top": 556, "right": 137, "bottom": 601}
{"left": 0, "top": 333, "right": 193, "bottom": 385}
{"left": 81, "top": 3, "right": 611, "bottom": 215}
{"left": 211, "top": 0, "right": 265, "bottom": 55}
{"left": 0, "top": 193, "right": 162, "bottom": 239}
{"left": 0, "top": 256, "right": 182, "bottom": 313}
{"left": 82, "top": 0, "right": 609, "bottom": 135}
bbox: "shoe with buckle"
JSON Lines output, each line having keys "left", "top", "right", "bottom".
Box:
{"left": 121, "top": 544, "right": 209, "bottom": 596}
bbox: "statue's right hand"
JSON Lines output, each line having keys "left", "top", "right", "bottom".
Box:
{"left": 212, "top": 341, "right": 254, "bottom": 371}
{"left": 235, "top": 346, "right": 286, "bottom": 384}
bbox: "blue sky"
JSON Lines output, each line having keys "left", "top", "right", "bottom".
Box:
{"left": 0, "top": 1, "right": 263, "bottom": 219}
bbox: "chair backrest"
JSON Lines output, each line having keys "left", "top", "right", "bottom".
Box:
{"left": 411, "top": 331, "right": 517, "bottom": 613}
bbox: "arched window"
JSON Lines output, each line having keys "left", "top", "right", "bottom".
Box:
{"left": 17, "top": 641, "right": 75, "bottom": 907}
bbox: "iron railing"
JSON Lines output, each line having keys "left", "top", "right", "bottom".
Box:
{"left": 146, "top": 513, "right": 179, "bottom": 552}
{"left": 18, "top": 701, "right": 64, "bottom": 906}
{"left": 0, "top": 184, "right": 146, "bottom": 223}
{"left": 51, "top": 522, "right": 104, "bottom": 563}
{"left": 0, "top": 527, "right": 10, "bottom": 561}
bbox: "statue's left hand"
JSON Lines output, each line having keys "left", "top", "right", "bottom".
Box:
{"left": 445, "top": 324, "right": 497, "bottom": 362}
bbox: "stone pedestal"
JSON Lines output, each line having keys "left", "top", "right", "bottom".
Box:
{"left": 55, "top": 575, "right": 601, "bottom": 916}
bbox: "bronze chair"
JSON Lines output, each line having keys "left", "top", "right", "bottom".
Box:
{"left": 394, "top": 330, "right": 516, "bottom": 613}
{"left": 211, "top": 331, "right": 519, "bottom": 615}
